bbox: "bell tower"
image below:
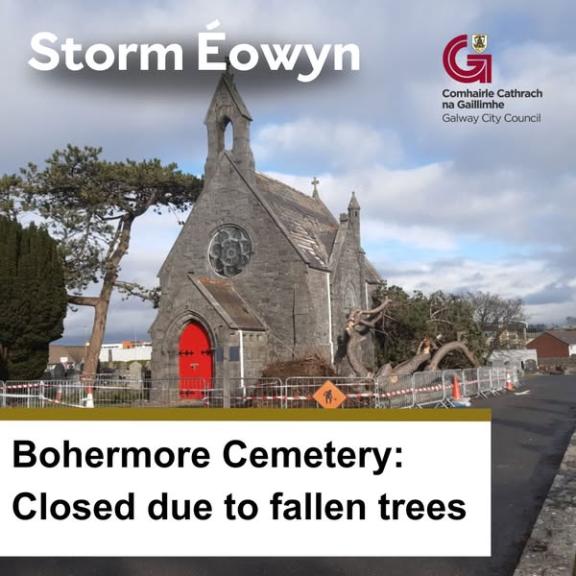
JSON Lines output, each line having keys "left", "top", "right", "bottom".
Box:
{"left": 203, "top": 69, "right": 255, "bottom": 182}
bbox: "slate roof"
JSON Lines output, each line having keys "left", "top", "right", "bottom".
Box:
{"left": 249, "top": 172, "right": 383, "bottom": 283}
{"left": 196, "top": 277, "right": 266, "bottom": 331}
{"left": 365, "top": 259, "right": 382, "bottom": 284}
{"left": 545, "top": 330, "right": 576, "bottom": 345}
{"left": 255, "top": 173, "right": 340, "bottom": 269}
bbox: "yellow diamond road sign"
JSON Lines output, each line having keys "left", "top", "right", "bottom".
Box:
{"left": 313, "top": 380, "right": 347, "bottom": 409}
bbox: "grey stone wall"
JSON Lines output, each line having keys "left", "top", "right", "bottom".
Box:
{"left": 300, "top": 268, "right": 332, "bottom": 362}
{"left": 242, "top": 331, "right": 269, "bottom": 380}
{"left": 329, "top": 213, "right": 377, "bottom": 372}
{"left": 151, "top": 281, "right": 233, "bottom": 383}
{"left": 152, "top": 155, "right": 333, "bottom": 380}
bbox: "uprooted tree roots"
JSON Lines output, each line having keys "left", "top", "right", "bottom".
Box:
{"left": 345, "top": 299, "right": 479, "bottom": 380}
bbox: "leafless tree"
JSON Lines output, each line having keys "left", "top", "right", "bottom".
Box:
{"left": 465, "top": 291, "right": 526, "bottom": 358}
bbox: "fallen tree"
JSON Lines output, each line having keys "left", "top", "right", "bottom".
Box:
{"left": 344, "top": 297, "right": 480, "bottom": 381}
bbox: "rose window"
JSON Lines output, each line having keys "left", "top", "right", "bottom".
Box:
{"left": 208, "top": 225, "right": 252, "bottom": 277}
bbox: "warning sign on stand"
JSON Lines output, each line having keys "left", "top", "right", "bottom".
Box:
{"left": 313, "top": 380, "right": 347, "bottom": 409}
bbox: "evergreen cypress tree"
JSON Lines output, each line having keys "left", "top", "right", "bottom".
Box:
{"left": 0, "top": 217, "right": 67, "bottom": 380}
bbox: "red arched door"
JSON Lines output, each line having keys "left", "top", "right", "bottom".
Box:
{"left": 179, "top": 322, "right": 213, "bottom": 399}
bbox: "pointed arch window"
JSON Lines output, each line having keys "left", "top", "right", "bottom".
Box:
{"left": 223, "top": 118, "right": 233, "bottom": 151}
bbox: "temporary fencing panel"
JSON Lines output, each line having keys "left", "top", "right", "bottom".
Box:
{"left": 283, "top": 377, "right": 377, "bottom": 409}
{"left": 492, "top": 368, "right": 507, "bottom": 394}
{"left": 379, "top": 373, "right": 413, "bottom": 408}
{"left": 2, "top": 380, "right": 52, "bottom": 408}
{"left": 0, "top": 367, "right": 521, "bottom": 410}
{"left": 461, "top": 368, "right": 480, "bottom": 398}
{"left": 476, "top": 368, "right": 492, "bottom": 398}
{"left": 228, "top": 379, "right": 287, "bottom": 408}
{"left": 147, "top": 378, "right": 284, "bottom": 408}
{"left": 440, "top": 370, "right": 464, "bottom": 407}
{"left": 412, "top": 372, "right": 444, "bottom": 408}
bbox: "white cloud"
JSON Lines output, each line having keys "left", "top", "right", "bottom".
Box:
{"left": 384, "top": 258, "right": 548, "bottom": 297}
{"left": 265, "top": 163, "right": 536, "bottom": 245}
{"left": 362, "top": 221, "right": 457, "bottom": 252}
{"left": 254, "top": 118, "right": 403, "bottom": 169}
{"left": 264, "top": 162, "right": 576, "bottom": 324}
{"left": 381, "top": 257, "right": 572, "bottom": 323}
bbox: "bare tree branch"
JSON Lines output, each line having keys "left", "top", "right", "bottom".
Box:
{"left": 68, "top": 295, "right": 99, "bottom": 307}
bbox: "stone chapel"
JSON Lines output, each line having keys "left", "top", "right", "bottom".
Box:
{"left": 150, "top": 71, "right": 381, "bottom": 397}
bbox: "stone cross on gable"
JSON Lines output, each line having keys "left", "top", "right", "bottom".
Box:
{"left": 311, "top": 177, "right": 320, "bottom": 199}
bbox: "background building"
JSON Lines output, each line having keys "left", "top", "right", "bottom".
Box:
{"left": 527, "top": 331, "right": 576, "bottom": 359}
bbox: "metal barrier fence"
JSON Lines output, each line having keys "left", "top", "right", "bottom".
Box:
{"left": 283, "top": 377, "right": 382, "bottom": 409}
{"left": 0, "top": 367, "right": 520, "bottom": 409}
{"left": 412, "top": 371, "right": 445, "bottom": 408}
{"left": 383, "top": 374, "right": 416, "bottom": 409}
{"left": 0, "top": 378, "right": 283, "bottom": 409}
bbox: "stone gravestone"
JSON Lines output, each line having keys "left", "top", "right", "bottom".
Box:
{"left": 127, "top": 362, "right": 144, "bottom": 390}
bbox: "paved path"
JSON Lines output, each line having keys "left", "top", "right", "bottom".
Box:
{"left": 4, "top": 375, "right": 576, "bottom": 576}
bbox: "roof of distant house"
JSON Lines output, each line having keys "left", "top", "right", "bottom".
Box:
{"left": 48, "top": 345, "right": 86, "bottom": 365}
{"left": 541, "top": 330, "right": 576, "bottom": 345}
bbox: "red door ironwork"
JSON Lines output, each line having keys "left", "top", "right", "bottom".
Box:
{"left": 178, "top": 322, "right": 213, "bottom": 400}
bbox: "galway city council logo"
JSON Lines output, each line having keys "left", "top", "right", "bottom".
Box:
{"left": 443, "top": 34, "right": 492, "bottom": 83}
{"left": 471, "top": 34, "right": 488, "bottom": 53}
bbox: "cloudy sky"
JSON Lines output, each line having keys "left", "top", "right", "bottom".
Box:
{"left": 1, "top": 0, "right": 575, "bottom": 343}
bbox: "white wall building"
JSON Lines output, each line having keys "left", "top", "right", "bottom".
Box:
{"left": 99, "top": 343, "right": 152, "bottom": 364}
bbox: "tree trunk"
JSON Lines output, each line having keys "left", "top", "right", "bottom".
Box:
{"left": 346, "top": 331, "right": 369, "bottom": 376}
{"left": 425, "top": 341, "right": 479, "bottom": 372}
{"left": 391, "top": 351, "right": 432, "bottom": 376}
{"left": 372, "top": 337, "right": 478, "bottom": 381}
{"left": 82, "top": 292, "right": 113, "bottom": 379}
{"left": 0, "top": 342, "right": 8, "bottom": 380}
{"left": 345, "top": 299, "right": 392, "bottom": 376}
{"left": 81, "top": 217, "right": 134, "bottom": 381}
